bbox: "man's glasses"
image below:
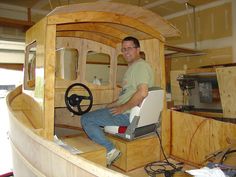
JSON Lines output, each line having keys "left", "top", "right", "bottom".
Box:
{"left": 121, "top": 46, "right": 137, "bottom": 53}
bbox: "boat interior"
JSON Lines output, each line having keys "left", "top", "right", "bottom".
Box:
{"left": 6, "top": 2, "right": 236, "bottom": 177}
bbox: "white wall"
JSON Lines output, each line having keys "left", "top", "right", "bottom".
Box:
{"left": 0, "top": 69, "right": 23, "bottom": 85}
{"left": 0, "top": 40, "right": 24, "bottom": 63}
{"left": 85, "top": 64, "right": 128, "bottom": 85}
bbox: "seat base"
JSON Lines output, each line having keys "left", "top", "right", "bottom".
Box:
{"left": 107, "top": 134, "right": 161, "bottom": 172}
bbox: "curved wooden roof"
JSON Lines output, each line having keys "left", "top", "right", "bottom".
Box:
{"left": 47, "top": 2, "right": 180, "bottom": 45}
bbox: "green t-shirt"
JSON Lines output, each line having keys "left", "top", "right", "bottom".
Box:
{"left": 117, "top": 59, "right": 154, "bottom": 111}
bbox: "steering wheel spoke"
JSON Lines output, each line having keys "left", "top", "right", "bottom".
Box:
{"left": 76, "top": 104, "right": 82, "bottom": 114}
{"left": 80, "top": 95, "right": 92, "bottom": 100}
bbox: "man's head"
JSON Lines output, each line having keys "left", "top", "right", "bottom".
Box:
{"left": 121, "top": 36, "right": 140, "bottom": 65}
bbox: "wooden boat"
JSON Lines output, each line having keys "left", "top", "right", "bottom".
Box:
{"left": 6, "top": 2, "right": 236, "bottom": 177}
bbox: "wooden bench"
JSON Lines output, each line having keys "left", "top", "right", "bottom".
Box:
{"left": 108, "top": 134, "right": 161, "bottom": 172}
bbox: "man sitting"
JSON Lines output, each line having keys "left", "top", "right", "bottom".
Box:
{"left": 81, "top": 36, "right": 154, "bottom": 166}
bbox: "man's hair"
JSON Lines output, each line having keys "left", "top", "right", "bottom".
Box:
{"left": 122, "top": 36, "right": 140, "bottom": 48}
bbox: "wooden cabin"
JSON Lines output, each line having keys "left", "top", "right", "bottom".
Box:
{"left": 6, "top": 2, "right": 236, "bottom": 177}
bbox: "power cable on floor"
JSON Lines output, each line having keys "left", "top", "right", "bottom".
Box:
{"left": 144, "top": 131, "right": 183, "bottom": 177}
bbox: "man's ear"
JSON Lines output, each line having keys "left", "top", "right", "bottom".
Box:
{"left": 136, "top": 47, "right": 141, "bottom": 54}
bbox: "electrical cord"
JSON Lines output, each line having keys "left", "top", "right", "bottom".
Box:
{"left": 220, "top": 149, "right": 236, "bottom": 164}
{"left": 144, "top": 131, "right": 183, "bottom": 177}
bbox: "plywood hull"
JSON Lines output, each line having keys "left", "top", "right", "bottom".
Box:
{"left": 6, "top": 87, "right": 128, "bottom": 177}
{"left": 170, "top": 110, "right": 236, "bottom": 166}
{"left": 7, "top": 86, "right": 236, "bottom": 176}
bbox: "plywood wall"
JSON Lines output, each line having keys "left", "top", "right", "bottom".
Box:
{"left": 171, "top": 47, "right": 233, "bottom": 70}
{"left": 171, "top": 110, "right": 236, "bottom": 166}
{"left": 141, "top": 39, "right": 164, "bottom": 88}
{"left": 167, "top": 2, "right": 233, "bottom": 71}
{"left": 168, "top": 2, "right": 232, "bottom": 45}
{"left": 25, "top": 17, "right": 49, "bottom": 138}
{"left": 216, "top": 66, "right": 236, "bottom": 118}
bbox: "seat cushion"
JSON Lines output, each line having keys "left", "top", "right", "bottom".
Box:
{"left": 104, "top": 126, "right": 127, "bottom": 134}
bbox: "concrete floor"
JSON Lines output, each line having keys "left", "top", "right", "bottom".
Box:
{"left": 0, "top": 97, "right": 13, "bottom": 174}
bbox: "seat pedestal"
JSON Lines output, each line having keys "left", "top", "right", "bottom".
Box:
{"left": 107, "top": 134, "right": 161, "bottom": 172}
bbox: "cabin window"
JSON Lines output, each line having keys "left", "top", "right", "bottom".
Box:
{"left": 85, "top": 51, "right": 111, "bottom": 86}
{"left": 24, "top": 41, "right": 36, "bottom": 90}
{"left": 116, "top": 54, "right": 128, "bottom": 87}
{"left": 56, "top": 48, "right": 78, "bottom": 80}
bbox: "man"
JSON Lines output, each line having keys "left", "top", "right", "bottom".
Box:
{"left": 81, "top": 36, "right": 154, "bottom": 166}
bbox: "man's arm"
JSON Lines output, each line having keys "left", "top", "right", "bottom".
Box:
{"left": 106, "top": 99, "right": 118, "bottom": 108}
{"left": 110, "top": 83, "right": 148, "bottom": 115}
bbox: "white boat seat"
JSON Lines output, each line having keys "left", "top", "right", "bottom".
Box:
{"left": 104, "top": 87, "right": 164, "bottom": 140}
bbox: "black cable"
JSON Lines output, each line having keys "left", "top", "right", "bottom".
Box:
{"left": 220, "top": 149, "right": 236, "bottom": 164}
{"left": 144, "top": 131, "right": 183, "bottom": 177}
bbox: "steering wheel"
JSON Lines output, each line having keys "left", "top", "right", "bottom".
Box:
{"left": 65, "top": 83, "right": 93, "bottom": 115}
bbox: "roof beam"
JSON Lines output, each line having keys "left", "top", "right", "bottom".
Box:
{"left": 0, "top": 16, "right": 34, "bottom": 29}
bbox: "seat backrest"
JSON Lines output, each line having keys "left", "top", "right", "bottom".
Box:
{"left": 104, "top": 87, "right": 164, "bottom": 140}
{"left": 129, "top": 87, "right": 164, "bottom": 127}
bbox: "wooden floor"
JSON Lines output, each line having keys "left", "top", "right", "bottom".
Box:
{"left": 110, "top": 154, "right": 196, "bottom": 177}
{"left": 110, "top": 160, "right": 193, "bottom": 177}
{"left": 55, "top": 127, "right": 194, "bottom": 177}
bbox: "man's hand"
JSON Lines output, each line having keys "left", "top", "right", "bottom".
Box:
{"left": 106, "top": 99, "right": 118, "bottom": 108}
{"left": 110, "top": 105, "right": 126, "bottom": 115}
{"left": 109, "top": 84, "right": 148, "bottom": 116}
{"left": 107, "top": 84, "right": 148, "bottom": 115}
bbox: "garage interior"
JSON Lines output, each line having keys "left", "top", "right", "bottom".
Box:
{"left": 0, "top": 0, "right": 236, "bottom": 177}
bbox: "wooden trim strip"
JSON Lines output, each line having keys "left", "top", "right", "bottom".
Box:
{"left": 0, "top": 16, "right": 34, "bottom": 29}
{"left": 57, "top": 31, "right": 118, "bottom": 47}
{"left": 55, "top": 124, "right": 83, "bottom": 131}
{"left": 0, "top": 63, "right": 23, "bottom": 70}
{"left": 165, "top": 44, "right": 203, "bottom": 54}
{"left": 56, "top": 23, "right": 128, "bottom": 40}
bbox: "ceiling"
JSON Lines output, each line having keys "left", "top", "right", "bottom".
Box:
{"left": 0, "top": 0, "right": 218, "bottom": 20}
{"left": 0, "top": 0, "right": 218, "bottom": 41}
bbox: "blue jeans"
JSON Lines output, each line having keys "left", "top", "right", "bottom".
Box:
{"left": 81, "top": 108, "right": 130, "bottom": 152}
